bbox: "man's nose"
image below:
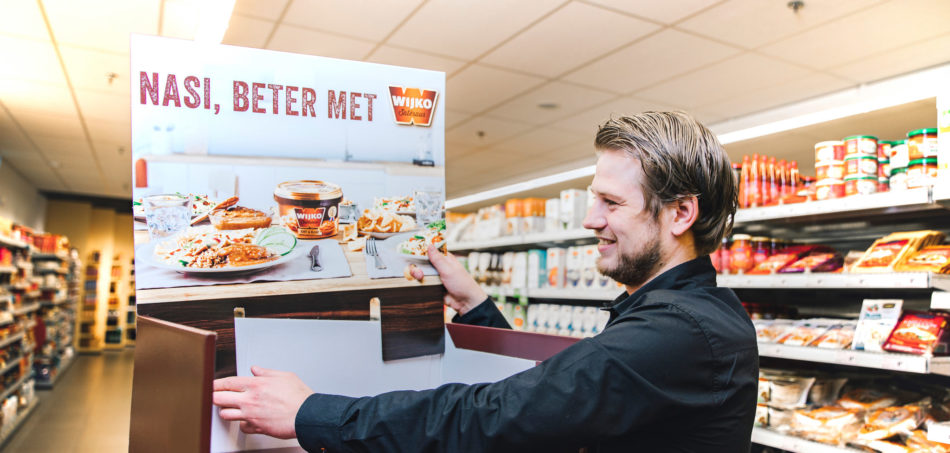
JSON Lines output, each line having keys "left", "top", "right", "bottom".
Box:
{"left": 582, "top": 202, "right": 605, "bottom": 230}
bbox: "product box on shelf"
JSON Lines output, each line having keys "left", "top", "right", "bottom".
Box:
{"left": 546, "top": 248, "right": 567, "bottom": 289}
{"left": 565, "top": 246, "right": 583, "bottom": 288}
{"left": 510, "top": 252, "right": 527, "bottom": 290}
{"left": 852, "top": 299, "right": 904, "bottom": 353}
{"left": 526, "top": 249, "right": 546, "bottom": 289}
{"left": 545, "top": 198, "right": 560, "bottom": 233}
{"left": 582, "top": 245, "right": 598, "bottom": 288}
{"left": 501, "top": 252, "right": 515, "bottom": 287}
{"left": 560, "top": 189, "right": 586, "bottom": 230}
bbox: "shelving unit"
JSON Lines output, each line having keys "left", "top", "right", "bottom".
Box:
{"left": 751, "top": 428, "right": 863, "bottom": 453}
{"left": 31, "top": 249, "right": 77, "bottom": 389}
{"left": 0, "top": 398, "right": 38, "bottom": 449}
{"left": 125, "top": 258, "right": 135, "bottom": 347}
{"left": 104, "top": 255, "right": 126, "bottom": 349}
{"left": 78, "top": 251, "right": 102, "bottom": 353}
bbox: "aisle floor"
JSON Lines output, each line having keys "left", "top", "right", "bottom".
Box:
{"left": 2, "top": 349, "right": 134, "bottom": 453}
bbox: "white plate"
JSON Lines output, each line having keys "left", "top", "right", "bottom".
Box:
{"left": 396, "top": 251, "right": 432, "bottom": 263}
{"left": 141, "top": 240, "right": 302, "bottom": 274}
{"left": 359, "top": 228, "right": 420, "bottom": 239}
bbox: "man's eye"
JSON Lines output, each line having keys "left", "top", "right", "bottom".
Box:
{"left": 604, "top": 199, "right": 618, "bottom": 206}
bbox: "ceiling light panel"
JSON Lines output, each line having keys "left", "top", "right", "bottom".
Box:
{"left": 489, "top": 81, "right": 615, "bottom": 126}
{"left": 267, "top": 24, "right": 375, "bottom": 59}
{"left": 677, "top": 0, "right": 882, "bottom": 49}
{"left": 42, "top": 0, "right": 161, "bottom": 54}
{"left": 387, "top": 0, "right": 563, "bottom": 60}
{"left": 284, "top": 0, "right": 423, "bottom": 42}
{"left": 562, "top": 28, "right": 740, "bottom": 94}
{"left": 584, "top": 0, "right": 719, "bottom": 24}
{"left": 480, "top": 2, "right": 659, "bottom": 78}
{"left": 446, "top": 64, "right": 544, "bottom": 114}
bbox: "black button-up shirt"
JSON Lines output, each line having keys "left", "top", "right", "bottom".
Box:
{"left": 295, "top": 256, "right": 758, "bottom": 452}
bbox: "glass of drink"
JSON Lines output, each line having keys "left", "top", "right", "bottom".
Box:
{"left": 414, "top": 189, "right": 443, "bottom": 227}
{"left": 144, "top": 194, "right": 190, "bottom": 239}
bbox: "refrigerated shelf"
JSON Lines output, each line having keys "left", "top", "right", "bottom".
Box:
{"left": 758, "top": 343, "right": 950, "bottom": 376}
{"left": 751, "top": 427, "right": 863, "bottom": 453}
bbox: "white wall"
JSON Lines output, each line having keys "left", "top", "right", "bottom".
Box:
{"left": 0, "top": 159, "right": 47, "bottom": 231}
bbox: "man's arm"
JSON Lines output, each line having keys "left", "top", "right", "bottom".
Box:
{"left": 414, "top": 246, "right": 510, "bottom": 329}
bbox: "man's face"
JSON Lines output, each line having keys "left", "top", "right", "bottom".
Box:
{"left": 583, "top": 149, "right": 665, "bottom": 288}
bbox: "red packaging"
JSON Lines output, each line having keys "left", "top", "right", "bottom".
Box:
{"left": 882, "top": 311, "right": 950, "bottom": 355}
{"left": 778, "top": 253, "right": 843, "bottom": 273}
{"left": 748, "top": 245, "right": 833, "bottom": 275}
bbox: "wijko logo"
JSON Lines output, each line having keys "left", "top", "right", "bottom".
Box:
{"left": 388, "top": 86, "right": 438, "bottom": 126}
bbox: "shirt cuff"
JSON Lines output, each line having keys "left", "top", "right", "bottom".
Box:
{"left": 452, "top": 297, "right": 511, "bottom": 329}
{"left": 295, "top": 393, "right": 357, "bottom": 451}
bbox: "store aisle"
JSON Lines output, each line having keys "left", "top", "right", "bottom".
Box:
{"left": 2, "top": 350, "right": 134, "bottom": 453}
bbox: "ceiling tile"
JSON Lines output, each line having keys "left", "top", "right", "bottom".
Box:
{"left": 563, "top": 28, "right": 741, "bottom": 94}
{"left": 233, "top": 0, "right": 290, "bottom": 20}
{"left": 492, "top": 127, "right": 588, "bottom": 156}
{"left": 678, "top": 0, "right": 883, "bottom": 49}
{"left": 74, "top": 89, "right": 129, "bottom": 122}
{"left": 759, "top": 0, "right": 950, "bottom": 70}
{"left": 284, "top": 0, "right": 423, "bottom": 42}
{"left": 267, "top": 24, "right": 375, "bottom": 59}
{"left": 0, "top": 0, "right": 49, "bottom": 41}
{"left": 700, "top": 72, "right": 854, "bottom": 119}
{"left": 59, "top": 45, "right": 129, "bottom": 94}
{"left": 0, "top": 79, "right": 76, "bottom": 117}
{"left": 11, "top": 110, "right": 84, "bottom": 139}
{"left": 549, "top": 96, "right": 679, "bottom": 135}
{"left": 366, "top": 46, "right": 466, "bottom": 74}
{"left": 446, "top": 115, "right": 535, "bottom": 148}
{"left": 387, "top": 0, "right": 563, "bottom": 60}
{"left": 0, "top": 129, "right": 33, "bottom": 154}
{"left": 446, "top": 64, "right": 543, "bottom": 114}
{"left": 42, "top": 0, "right": 160, "bottom": 54}
{"left": 489, "top": 82, "right": 616, "bottom": 126}
{"left": 635, "top": 53, "right": 812, "bottom": 110}
{"left": 223, "top": 14, "right": 273, "bottom": 49}
{"left": 0, "top": 36, "right": 66, "bottom": 85}
{"left": 161, "top": 0, "right": 199, "bottom": 40}
{"left": 4, "top": 155, "right": 65, "bottom": 189}
{"left": 827, "top": 32, "right": 950, "bottom": 83}
{"left": 480, "top": 2, "right": 659, "bottom": 78}
{"left": 445, "top": 109, "right": 472, "bottom": 129}
{"left": 86, "top": 119, "right": 131, "bottom": 146}
{"left": 32, "top": 135, "right": 93, "bottom": 160}
{"left": 585, "top": 0, "right": 720, "bottom": 24}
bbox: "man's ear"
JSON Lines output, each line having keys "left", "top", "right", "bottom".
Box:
{"left": 668, "top": 196, "right": 698, "bottom": 237}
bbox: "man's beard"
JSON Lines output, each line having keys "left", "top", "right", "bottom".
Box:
{"left": 598, "top": 239, "right": 663, "bottom": 290}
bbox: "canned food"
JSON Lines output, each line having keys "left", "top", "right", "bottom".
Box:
{"left": 845, "top": 156, "right": 878, "bottom": 177}
{"left": 815, "top": 179, "right": 845, "bottom": 200}
{"left": 843, "top": 135, "right": 878, "bottom": 158}
{"left": 906, "top": 158, "right": 938, "bottom": 189}
{"left": 844, "top": 176, "right": 877, "bottom": 197}
{"left": 815, "top": 161, "right": 845, "bottom": 180}
{"left": 877, "top": 141, "right": 891, "bottom": 160}
{"left": 890, "top": 167, "right": 908, "bottom": 191}
{"left": 274, "top": 180, "right": 343, "bottom": 239}
{"left": 878, "top": 176, "right": 890, "bottom": 193}
{"left": 907, "top": 128, "right": 938, "bottom": 161}
{"left": 878, "top": 158, "right": 890, "bottom": 179}
{"left": 891, "top": 139, "right": 909, "bottom": 169}
{"left": 815, "top": 141, "right": 844, "bottom": 164}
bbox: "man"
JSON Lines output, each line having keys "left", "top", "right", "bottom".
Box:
{"left": 213, "top": 111, "right": 758, "bottom": 452}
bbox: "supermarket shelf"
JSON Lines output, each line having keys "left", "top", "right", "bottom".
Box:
{"left": 0, "top": 354, "right": 24, "bottom": 376}
{"left": 39, "top": 286, "right": 64, "bottom": 292}
{"left": 758, "top": 343, "right": 950, "bottom": 376}
{"left": 0, "top": 372, "right": 31, "bottom": 403}
{"left": 523, "top": 287, "right": 621, "bottom": 301}
{"left": 449, "top": 228, "right": 594, "bottom": 252}
{"left": 40, "top": 297, "right": 69, "bottom": 307}
{"left": 35, "top": 353, "right": 74, "bottom": 389}
{"left": 30, "top": 252, "right": 67, "bottom": 261}
{"left": 734, "top": 188, "right": 937, "bottom": 225}
{"left": 0, "top": 266, "right": 15, "bottom": 274}
{"left": 718, "top": 272, "right": 950, "bottom": 291}
{"left": 12, "top": 303, "right": 40, "bottom": 316}
{"left": 0, "top": 236, "right": 29, "bottom": 250}
{"left": 934, "top": 182, "right": 950, "bottom": 207}
{"left": 33, "top": 267, "right": 67, "bottom": 275}
{"left": 0, "top": 332, "right": 24, "bottom": 349}
{"left": 751, "top": 427, "right": 863, "bottom": 453}
{"left": 0, "top": 398, "right": 38, "bottom": 449}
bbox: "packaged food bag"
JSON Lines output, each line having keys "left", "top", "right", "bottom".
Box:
{"left": 853, "top": 299, "right": 904, "bottom": 352}
{"left": 883, "top": 311, "right": 950, "bottom": 355}
{"left": 853, "top": 230, "right": 945, "bottom": 273}
{"left": 895, "top": 245, "right": 950, "bottom": 273}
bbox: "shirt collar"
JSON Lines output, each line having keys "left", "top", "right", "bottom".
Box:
{"left": 605, "top": 255, "right": 717, "bottom": 318}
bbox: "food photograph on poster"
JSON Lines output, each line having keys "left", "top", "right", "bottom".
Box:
{"left": 130, "top": 35, "right": 446, "bottom": 293}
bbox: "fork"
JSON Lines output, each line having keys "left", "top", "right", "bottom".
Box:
{"left": 367, "top": 238, "right": 387, "bottom": 270}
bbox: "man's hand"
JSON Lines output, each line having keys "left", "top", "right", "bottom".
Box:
{"left": 212, "top": 366, "right": 313, "bottom": 439}
{"left": 410, "top": 245, "right": 487, "bottom": 316}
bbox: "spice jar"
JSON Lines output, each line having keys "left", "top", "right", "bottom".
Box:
{"left": 907, "top": 128, "right": 938, "bottom": 161}
{"left": 730, "top": 234, "right": 753, "bottom": 274}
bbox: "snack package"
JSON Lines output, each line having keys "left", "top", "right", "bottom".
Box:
{"left": 852, "top": 230, "right": 945, "bottom": 273}
{"left": 883, "top": 311, "right": 950, "bottom": 355}
{"left": 863, "top": 439, "right": 912, "bottom": 453}
{"left": 792, "top": 406, "right": 862, "bottom": 445}
{"left": 895, "top": 245, "right": 950, "bottom": 273}
{"left": 747, "top": 245, "right": 832, "bottom": 275}
{"left": 857, "top": 405, "right": 925, "bottom": 441}
{"left": 838, "top": 388, "right": 898, "bottom": 412}
{"left": 812, "top": 322, "right": 857, "bottom": 349}
{"left": 768, "top": 406, "right": 795, "bottom": 431}
{"left": 809, "top": 377, "right": 849, "bottom": 406}
{"left": 853, "top": 299, "right": 904, "bottom": 352}
{"left": 906, "top": 429, "right": 950, "bottom": 452}
{"left": 779, "top": 252, "right": 844, "bottom": 273}
{"left": 755, "top": 403, "right": 769, "bottom": 427}
{"left": 768, "top": 375, "right": 816, "bottom": 409}
{"left": 755, "top": 319, "right": 796, "bottom": 343}
{"left": 776, "top": 319, "right": 838, "bottom": 346}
